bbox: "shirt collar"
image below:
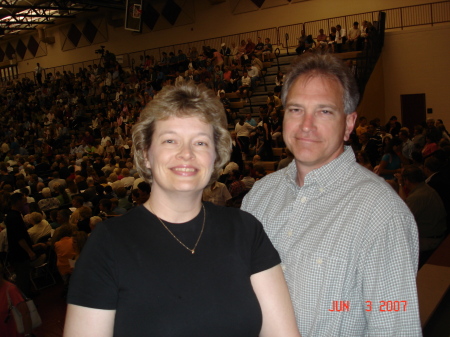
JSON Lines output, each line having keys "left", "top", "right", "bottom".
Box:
{"left": 284, "top": 146, "right": 356, "bottom": 190}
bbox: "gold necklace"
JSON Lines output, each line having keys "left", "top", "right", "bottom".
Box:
{"left": 148, "top": 204, "right": 205, "bottom": 254}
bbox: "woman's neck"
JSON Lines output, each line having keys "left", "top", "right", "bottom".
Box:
{"left": 144, "top": 191, "right": 203, "bottom": 223}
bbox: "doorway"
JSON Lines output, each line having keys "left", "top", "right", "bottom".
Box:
{"left": 401, "top": 94, "right": 426, "bottom": 132}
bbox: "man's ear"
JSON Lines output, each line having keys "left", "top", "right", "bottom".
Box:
{"left": 344, "top": 112, "right": 358, "bottom": 141}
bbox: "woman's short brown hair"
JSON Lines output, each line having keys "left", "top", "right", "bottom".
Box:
{"left": 132, "top": 83, "right": 231, "bottom": 185}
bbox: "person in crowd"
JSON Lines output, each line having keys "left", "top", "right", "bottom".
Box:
{"left": 335, "top": 24, "right": 346, "bottom": 52}
{"left": 0, "top": 268, "right": 34, "bottom": 337}
{"left": 5, "top": 193, "right": 45, "bottom": 297}
{"left": 375, "top": 137, "right": 402, "bottom": 180}
{"left": 277, "top": 148, "right": 294, "bottom": 170}
{"left": 37, "top": 187, "right": 60, "bottom": 212}
{"left": 242, "top": 52, "right": 421, "bottom": 335}
{"left": 346, "top": 21, "right": 362, "bottom": 51}
{"left": 202, "top": 181, "right": 232, "bottom": 206}
{"left": 316, "top": 29, "right": 328, "bottom": 50}
{"left": 296, "top": 30, "right": 307, "bottom": 54}
{"left": 385, "top": 115, "right": 401, "bottom": 137}
{"left": 65, "top": 83, "right": 300, "bottom": 337}
{"left": 274, "top": 70, "right": 285, "bottom": 97}
{"left": 27, "top": 211, "right": 52, "bottom": 244}
{"left": 235, "top": 115, "right": 255, "bottom": 161}
{"left": 54, "top": 224, "right": 77, "bottom": 287}
{"left": 396, "top": 166, "right": 447, "bottom": 267}
{"left": 355, "top": 150, "right": 373, "bottom": 171}
{"left": 422, "top": 131, "right": 440, "bottom": 158}
{"left": 261, "top": 38, "right": 273, "bottom": 61}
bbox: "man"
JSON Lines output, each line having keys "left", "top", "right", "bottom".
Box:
{"left": 5, "top": 193, "right": 40, "bottom": 296}
{"left": 35, "top": 63, "right": 44, "bottom": 86}
{"left": 242, "top": 53, "right": 421, "bottom": 336}
{"left": 296, "top": 30, "right": 307, "bottom": 54}
{"left": 335, "top": 24, "right": 347, "bottom": 53}
{"left": 396, "top": 165, "right": 446, "bottom": 267}
{"left": 346, "top": 21, "right": 362, "bottom": 51}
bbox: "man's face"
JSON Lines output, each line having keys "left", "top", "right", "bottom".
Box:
{"left": 283, "top": 74, "right": 357, "bottom": 175}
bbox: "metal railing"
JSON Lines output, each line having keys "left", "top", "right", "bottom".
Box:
{"left": 3, "top": 1, "right": 449, "bottom": 83}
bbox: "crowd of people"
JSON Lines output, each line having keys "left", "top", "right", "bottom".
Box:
{"left": 0, "top": 27, "right": 447, "bottom": 336}
{"left": 296, "top": 20, "right": 378, "bottom": 54}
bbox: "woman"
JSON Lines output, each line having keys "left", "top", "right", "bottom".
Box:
{"left": 376, "top": 137, "right": 402, "bottom": 180}
{"left": 355, "top": 150, "right": 373, "bottom": 171}
{"left": 65, "top": 84, "right": 300, "bottom": 337}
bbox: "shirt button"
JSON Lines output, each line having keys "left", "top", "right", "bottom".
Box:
{"left": 319, "top": 188, "right": 324, "bottom": 193}
{"left": 281, "top": 264, "right": 286, "bottom": 271}
{"left": 316, "top": 258, "right": 323, "bottom": 265}
{"left": 287, "top": 229, "right": 293, "bottom": 237}
{"left": 300, "top": 196, "right": 307, "bottom": 203}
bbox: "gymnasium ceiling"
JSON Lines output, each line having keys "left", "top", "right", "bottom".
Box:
{"left": 0, "top": 0, "right": 124, "bottom": 37}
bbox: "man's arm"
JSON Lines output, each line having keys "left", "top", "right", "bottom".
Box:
{"left": 360, "top": 209, "right": 421, "bottom": 335}
{"left": 18, "top": 239, "right": 35, "bottom": 260}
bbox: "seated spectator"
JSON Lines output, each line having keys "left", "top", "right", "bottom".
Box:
{"left": 202, "top": 181, "right": 232, "bottom": 206}
{"left": 137, "top": 181, "right": 151, "bottom": 204}
{"left": 48, "top": 171, "right": 66, "bottom": 193}
{"left": 422, "top": 131, "right": 440, "bottom": 158}
{"left": 70, "top": 206, "right": 92, "bottom": 234}
{"left": 296, "top": 30, "right": 307, "bottom": 54}
{"left": 55, "top": 183, "right": 72, "bottom": 205}
{"left": 356, "top": 116, "right": 369, "bottom": 136}
{"left": 54, "top": 224, "right": 76, "bottom": 286}
{"left": 253, "top": 37, "right": 265, "bottom": 59}
{"left": 71, "top": 195, "right": 84, "bottom": 210}
{"left": 38, "top": 187, "right": 60, "bottom": 212}
{"left": 98, "top": 198, "right": 114, "bottom": 219}
{"left": 120, "top": 168, "right": 134, "bottom": 188}
{"left": 316, "top": 29, "right": 328, "bottom": 50}
{"left": 250, "top": 54, "right": 263, "bottom": 75}
{"left": 89, "top": 216, "right": 103, "bottom": 232}
{"left": 27, "top": 211, "right": 52, "bottom": 244}
{"left": 116, "top": 187, "right": 133, "bottom": 210}
{"left": 396, "top": 166, "right": 447, "bottom": 267}
{"left": 375, "top": 138, "right": 402, "bottom": 180}
{"left": 111, "top": 198, "right": 126, "bottom": 215}
{"left": 355, "top": 150, "right": 373, "bottom": 171}
{"left": 245, "top": 63, "right": 259, "bottom": 90}
{"left": 241, "top": 169, "right": 255, "bottom": 189}
{"left": 267, "top": 92, "right": 282, "bottom": 111}
{"left": 262, "top": 38, "right": 273, "bottom": 61}
{"left": 346, "top": 21, "right": 362, "bottom": 51}
{"left": 270, "top": 111, "right": 283, "bottom": 147}
{"left": 71, "top": 230, "right": 88, "bottom": 266}
{"left": 274, "top": 71, "right": 285, "bottom": 97}
{"left": 277, "top": 148, "right": 294, "bottom": 170}
{"left": 236, "top": 71, "right": 251, "bottom": 102}
{"left": 227, "top": 170, "right": 246, "bottom": 198}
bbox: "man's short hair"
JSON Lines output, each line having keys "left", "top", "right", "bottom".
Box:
{"left": 99, "top": 198, "right": 112, "bottom": 210}
{"left": 137, "top": 181, "right": 151, "bottom": 195}
{"left": 401, "top": 165, "right": 426, "bottom": 184}
{"left": 281, "top": 52, "right": 360, "bottom": 115}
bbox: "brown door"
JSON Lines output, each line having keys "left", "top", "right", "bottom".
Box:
{"left": 401, "top": 94, "right": 426, "bottom": 131}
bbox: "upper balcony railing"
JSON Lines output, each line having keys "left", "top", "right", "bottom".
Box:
{"left": 5, "top": 1, "right": 450, "bottom": 83}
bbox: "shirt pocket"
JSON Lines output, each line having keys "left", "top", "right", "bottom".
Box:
{"left": 283, "top": 249, "right": 350, "bottom": 319}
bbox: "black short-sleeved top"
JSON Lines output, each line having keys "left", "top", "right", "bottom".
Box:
{"left": 5, "top": 210, "right": 33, "bottom": 263}
{"left": 67, "top": 202, "right": 280, "bottom": 337}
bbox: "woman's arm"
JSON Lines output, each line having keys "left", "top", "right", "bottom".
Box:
{"left": 64, "top": 304, "right": 116, "bottom": 337}
{"left": 251, "top": 265, "right": 301, "bottom": 337}
{"left": 377, "top": 157, "right": 401, "bottom": 176}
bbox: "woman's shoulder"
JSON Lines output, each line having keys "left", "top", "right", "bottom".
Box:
{"left": 204, "top": 202, "right": 262, "bottom": 229}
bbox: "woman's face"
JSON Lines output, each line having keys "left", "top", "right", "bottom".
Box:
{"left": 145, "top": 116, "right": 216, "bottom": 197}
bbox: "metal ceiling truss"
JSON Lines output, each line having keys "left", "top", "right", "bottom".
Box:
{"left": 0, "top": 0, "right": 120, "bottom": 35}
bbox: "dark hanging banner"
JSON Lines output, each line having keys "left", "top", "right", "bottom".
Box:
{"left": 125, "top": 0, "right": 143, "bottom": 32}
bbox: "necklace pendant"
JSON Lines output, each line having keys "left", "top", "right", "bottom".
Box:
{"left": 191, "top": 250, "right": 195, "bottom": 254}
